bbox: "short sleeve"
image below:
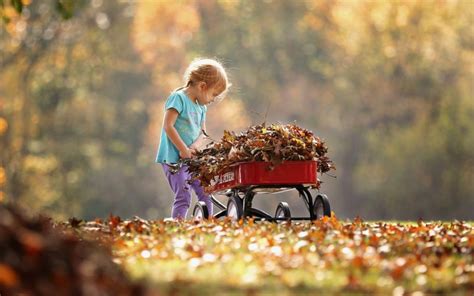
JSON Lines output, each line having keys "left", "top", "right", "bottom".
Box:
{"left": 165, "top": 92, "right": 184, "bottom": 114}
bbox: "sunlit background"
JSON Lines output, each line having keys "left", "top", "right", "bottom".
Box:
{"left": 0, "top": 0, "right": 473, "bottom": 220}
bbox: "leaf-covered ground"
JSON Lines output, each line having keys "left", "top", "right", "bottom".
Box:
{"left": 65, "top": 216, "right": 474, "bottom": 295}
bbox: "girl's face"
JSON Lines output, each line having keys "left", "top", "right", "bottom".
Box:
{"left": 197, "top": 82, "right": 225, "bottom": 105}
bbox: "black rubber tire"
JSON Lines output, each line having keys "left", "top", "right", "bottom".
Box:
{"left": 313, "top": 194, "right": 331, "bottom": 219}
{"left": 275, "top": 202, "right": 291, "bottom": 221}
{"left": 227, "top": 194, "right": 243, "bottom": 221}
{"left": 193, "top": 201, "right": 209, "bottom": 220}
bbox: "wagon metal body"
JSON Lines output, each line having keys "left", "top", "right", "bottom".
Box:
{"left": 192, "top": 160, "right": 331, "bottom": 221}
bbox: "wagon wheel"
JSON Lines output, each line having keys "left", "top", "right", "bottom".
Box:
{"left": 192, "top": 201, "right": 209, "bottom": 220}
{"left": 313, "top": 194, "right": 331, "bottom": 219}
{"left": 275, "top": 202, "right": 291, "bottom": 222}
{"left": 227, "top": 193, "right": 243, "bottom": 221}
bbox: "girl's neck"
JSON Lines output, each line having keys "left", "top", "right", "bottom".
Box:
{"left": 183, "top": 86, "right": 199, "bottom": 104}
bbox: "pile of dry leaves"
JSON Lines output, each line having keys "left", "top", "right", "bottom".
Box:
{"left": 181, "top": 123, "right": 335, "bottom": 188}
{"left": 0, "top": 204, "right": 144, "bottom": 296}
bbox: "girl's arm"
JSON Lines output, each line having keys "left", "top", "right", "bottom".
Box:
{"left": 163, "top": 109, "right": 193, "bottom": 159}
{"left": 190, "top": 121, "right": 209, "bottom": 151}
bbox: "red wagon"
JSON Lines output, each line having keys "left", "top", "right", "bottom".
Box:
{"left": 192, "top": 160, "right": 331, "bottom": 221}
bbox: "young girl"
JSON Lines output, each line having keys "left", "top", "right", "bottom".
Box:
{"left": 156, "top": 58, "right": 230, "bottom": 219}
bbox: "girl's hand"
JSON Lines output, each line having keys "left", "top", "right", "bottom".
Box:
{"left": 179, "top": 148, "right": 193, "bottom": 159}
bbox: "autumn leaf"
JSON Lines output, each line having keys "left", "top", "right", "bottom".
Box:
{"left": 0, "top": 264, "right": 19, "bottom": 287}
{"left": 182, "top": 123, "right": 336, "bottom": 188}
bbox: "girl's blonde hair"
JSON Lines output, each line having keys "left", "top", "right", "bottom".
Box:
{"left": 175, "top": 58, "right": 231, "bottom": 101}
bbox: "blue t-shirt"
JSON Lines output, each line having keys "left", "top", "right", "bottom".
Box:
{"left": 156, "top": 90, "right": 207, "bottom": 164}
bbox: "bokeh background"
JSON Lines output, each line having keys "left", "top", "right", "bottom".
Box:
{"left": 1, "top": 0, "right": 473, "bottom": 221}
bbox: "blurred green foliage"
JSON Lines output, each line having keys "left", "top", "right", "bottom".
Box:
{"left": 1, "top": 0, "right": 85, "bottom": 22}
{"left": 0, "top": 0, "right": 472, "bottom": 220}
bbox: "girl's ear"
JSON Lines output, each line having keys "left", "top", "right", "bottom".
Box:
{"left": 198, "top": 81, "right": 207, "bottom": 91}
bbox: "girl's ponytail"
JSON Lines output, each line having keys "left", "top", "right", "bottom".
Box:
{"left": 172, "top": 80, "right": 192, "bottom": 93}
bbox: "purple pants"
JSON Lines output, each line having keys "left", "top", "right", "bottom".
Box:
{"left": 162, "top": 164, "right": 213, "bottom": 219}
